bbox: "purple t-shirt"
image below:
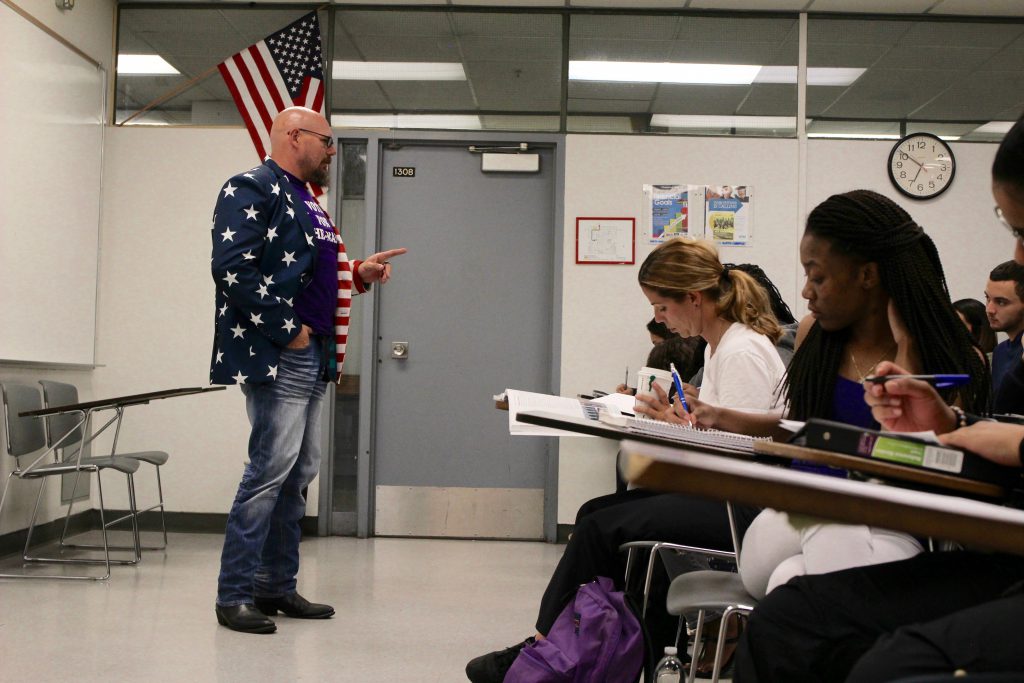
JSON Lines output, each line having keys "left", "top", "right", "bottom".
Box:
{"left": 284, "top": 171, "right": 339, "bottom": 336}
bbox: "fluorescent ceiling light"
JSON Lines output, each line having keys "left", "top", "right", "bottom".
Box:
{"left": 972, "top": 121, "right": 1016, "bottom": 135}
{"left": 117, "top": 54, "right": 179, "bottom": 75}
{"left": 754, "top": 66, "right": 865, "bottom": 86}
{"left": 332, "top": 61, "right": 466, "bottom": 81}
{"left": 569, "top": 61, "right": 864, "bottom": 86}
{"left": 807, "top": 133, "right": 901, "bottom": 140}
{"left": 331, "top": 114, "right": 482, "bottom": 130}
{"left": 569, "top": 61, "right": 761, "bottom": 85}
{"left": 650, "top": 114, "right": 795, "bottom": 130}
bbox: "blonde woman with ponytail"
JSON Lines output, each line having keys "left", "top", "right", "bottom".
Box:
{"left": 635, "top": 238, "right": 786, "bottom": 417}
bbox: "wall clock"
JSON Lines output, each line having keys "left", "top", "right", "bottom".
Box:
{"left": 888, "top": 133, "right": 955, "bottom": 200}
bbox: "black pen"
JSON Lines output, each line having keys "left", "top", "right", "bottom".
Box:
{"left": 864, "top": 374, "right": 970, "bottom": 388}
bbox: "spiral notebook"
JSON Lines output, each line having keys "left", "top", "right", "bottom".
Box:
{"left": 601, "top": 413, "right": 770, "bottom": 454}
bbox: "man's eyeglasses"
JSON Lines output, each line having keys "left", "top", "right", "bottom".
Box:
{"left": 296, "top": 128, "right": 334, "bottom": 149}
{"left": 995, "top": 206, "right": 1024, "bottom": 241}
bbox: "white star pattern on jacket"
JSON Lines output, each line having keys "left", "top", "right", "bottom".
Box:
{"left": 209, "top": 159, "right": 367, "bottom": 386}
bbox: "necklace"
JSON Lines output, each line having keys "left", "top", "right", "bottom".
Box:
{"left": 849, "top": 344, "right": 896, "bottom": 382}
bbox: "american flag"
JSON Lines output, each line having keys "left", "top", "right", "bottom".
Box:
{"left": 218, "top": 11, "right": 326, "bottom": 165}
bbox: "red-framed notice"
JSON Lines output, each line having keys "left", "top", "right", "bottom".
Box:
{"left": 575, "top": 217, "right": 635, "bottom": 265}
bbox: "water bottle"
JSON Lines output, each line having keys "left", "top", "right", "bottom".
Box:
{"left": 654, "top": 645, "right": 684, "bottom": 683}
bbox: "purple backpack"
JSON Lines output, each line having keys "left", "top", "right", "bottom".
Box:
{"left": 505, "top": 576, "right": 645, "bottom": 683}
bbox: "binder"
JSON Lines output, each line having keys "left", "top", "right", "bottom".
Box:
{"left": 800, "top": 418, "right": 1021, "bottom": 488}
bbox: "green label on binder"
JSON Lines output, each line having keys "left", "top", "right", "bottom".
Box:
{"left": 871, "top": 436, "right": 963, "bottom": 474}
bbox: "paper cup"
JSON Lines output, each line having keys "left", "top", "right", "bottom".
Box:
{"left": 636, "top": 366, "right": 673, "bottom": 401}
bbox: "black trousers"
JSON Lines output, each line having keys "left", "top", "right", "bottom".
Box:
{"left": 535, "top": 488, "right": 760, "bottom": 635}
{"left": 732, "top": 551, "right": 1024, "bottom": 683}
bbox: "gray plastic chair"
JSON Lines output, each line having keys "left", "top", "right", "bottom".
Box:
{"left": 664, "top": 503, "right": 756, "bottom": 683}
{"left": 0, "top": 382, "right": 141, "bottom": 580}
{"left": 40, "top": 380, "right": 170, "bottom": 552}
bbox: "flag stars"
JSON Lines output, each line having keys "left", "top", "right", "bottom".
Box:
{"left": 271, "top": 183, "right": 280, "bottom": 196}
{"left": 282, "top": 251, "right": 296, "bottom": 266}
{"left": 266, "top": 226, "right": 278, "bottom": 242}
{"left": 230, "top": 324, "right": 246, "bottom": 339}
{"left": 250, "top": 313, "right": 264, "bottom": 326}
{"left": 216, "top": 350, "right": 223, "bottom": 364}
{"left": 263, "top": 274, "right": 275, "bottom": 286}
{"left": 242, "top": 250, "right": 256, "bottom": 261}
{"left": 218, "top": 303, "right": 228, "bottom": 317}
{"left": 283, "top": 318, "right": 296, "bottom": 333}
{"left": 233, "top": 371, "right": 248, "bottom": 384}
{"left": 222, "top": 183, "right": 237, "bottom": 198}
{"left": 256, "top": 283, "right": 269, "bottom": 299}
{"left": 249, "top": 346, "right": 255, "bottom": 357}
{"left": 220, "top": 227, "right": 236, "bottom": 242}
{"left": 244, "top": 205, "right": 259, "bottom": 221}
{"left": 267, "top": 365, "right": 278, "bottom": 379}
{"left": 223, "top": 271, "right": 239, "bottom": 286}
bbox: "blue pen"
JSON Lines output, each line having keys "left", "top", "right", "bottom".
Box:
{"left": 669, "top": 362, "right": 691, "bottom": 413}
{"left": 864, "top": 374, "right": 970, "bottom": 389}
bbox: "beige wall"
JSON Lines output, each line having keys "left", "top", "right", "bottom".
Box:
{"left": 16, "top": 0, "right": 115, "bottom": 70}
{"left": 0, "top": 0, "right": 115, "bottom": 535}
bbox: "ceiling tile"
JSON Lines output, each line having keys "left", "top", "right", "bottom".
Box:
{"left": 929, "top": 0, "right": 1024, "bottom": 16}
{"left": 688, "top": 0, "right": 809, "bottom": 8}
{"left": 568, "top": 97, "right": 655, "bottom": 113}
{"left": 807, "top": 0, "right": 937, "bottom": 13}
{"left": 912, "top": 71, "right": 1024, "bottom": 119}
{"left": 817, "top": 67, "right": 959, "bottom": 118}
{"left": 651, "top": 83, "right": 752, "bottom": 113}
{"left": 465, "top": 61, "right": 562, "bottom": 110}
{"left": 377, "top": 80, "right": 478, "bottom": 110}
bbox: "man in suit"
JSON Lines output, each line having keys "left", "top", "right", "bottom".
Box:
{"left": 210, "top": 106, "right": 405, "bottom": 634}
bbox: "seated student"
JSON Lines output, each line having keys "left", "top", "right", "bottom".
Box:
{"left": 616, "top": 320, "right": 706, "bottom": 395}
{"left": 987, "top": 260, "right": 1024, "bottom": 398}
{"left": 954, "top": 297, "right": 996, "bottom": 356}
{"left": 688, "top": 263, "right": 798, "bottom": 389}
{"left": 465, "top": 238, "right": 786, "bottom": 683}
{"left": 666, "top": 189, "right": 988, "bottom": 601}
{"left": 732, "top": 112, "right": 1024, "bottom": 683}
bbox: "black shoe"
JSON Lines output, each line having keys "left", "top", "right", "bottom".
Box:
{"left": 215, "top": 604, "right": 277, "bottom": 634}
{"left": 254, "top": 592, "right": 335, "bottom": 619}
{"left": 465, "top": 637, "right": 534, "bottom": 683}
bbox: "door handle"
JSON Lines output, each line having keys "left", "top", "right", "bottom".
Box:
{"left": 391, "top": 341, "right": 410, "bottom": 359}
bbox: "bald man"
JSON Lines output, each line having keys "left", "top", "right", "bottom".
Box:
{"left": 210, "top": 107, "right": 405, "bottom": 634}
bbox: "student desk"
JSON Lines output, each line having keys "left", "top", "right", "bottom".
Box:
{"left": 20, "top": 386, "right": 226, "bottom": 458}
{"left": 621, "top": 439, "right": 1024, "bottom": 557}
{"left": 513, "top": 410, "right": 1024, "bottom": 555}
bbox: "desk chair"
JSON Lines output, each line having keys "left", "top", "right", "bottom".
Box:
{"left": 40, "top": 380, "right": 170, "bottom": 552}
{"left": 665, "top": 503, "right": 756, "bottom": 683}
{"left": 620, "top": 540, "right": 737, "bottom": 618}
{"left": 0, "top": 382, "right": 141, "bottom": 580}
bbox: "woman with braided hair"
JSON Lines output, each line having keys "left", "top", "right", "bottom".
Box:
{"left": 667, "top": 189, "right": 988, "bottom": 605}
{"left": 733, "top": 114, "right": 1024, "bottom": 683}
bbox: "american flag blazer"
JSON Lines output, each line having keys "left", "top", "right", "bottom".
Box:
{"left": 209, "top": 158, "right": 365, "bottom": 385}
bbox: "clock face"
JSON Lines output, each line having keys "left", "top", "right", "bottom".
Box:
{"left": 888, "top": 133, "right": 956, "bottom": 200}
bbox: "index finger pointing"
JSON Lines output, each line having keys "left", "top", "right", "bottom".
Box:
{"left": 378, "top": 248, "right": 408, "bottom": 260}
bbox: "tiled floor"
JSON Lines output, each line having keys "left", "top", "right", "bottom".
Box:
{"left": 0, "top": 532, "right": 564, "bottom": 682}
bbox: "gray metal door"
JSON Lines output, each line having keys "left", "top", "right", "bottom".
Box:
{"left": 374, "top": 142, "right": 555, "bottom": 539}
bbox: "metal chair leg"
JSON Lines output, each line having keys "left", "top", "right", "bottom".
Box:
{"left": 687, "top": 610, "right": 705, "bottom": 683}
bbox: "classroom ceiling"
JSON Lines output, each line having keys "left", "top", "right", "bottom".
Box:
{"left": 116, "top": 1, "right": 1024, "bottom": 134}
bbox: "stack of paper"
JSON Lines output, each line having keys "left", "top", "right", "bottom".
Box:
{"left": 505, "top": 389, "right": 596, "bottom": 437}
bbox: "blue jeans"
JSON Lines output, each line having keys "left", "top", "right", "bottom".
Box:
{"left": 217, "top": 340, "right": 327, "bottom": 606}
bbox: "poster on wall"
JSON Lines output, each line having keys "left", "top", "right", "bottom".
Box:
{"left": 704, "top": 185, "right": 753, "bottom": 246}
{"left": 643, "top": 185, "right": 695, "bottom": 243}
{"left": 575, "top": 217, "right": 635, "bottom": 264}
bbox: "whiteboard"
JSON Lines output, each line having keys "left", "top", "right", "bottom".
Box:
{"left": 0, "top": 1, "right": 105, "bottom": 365}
